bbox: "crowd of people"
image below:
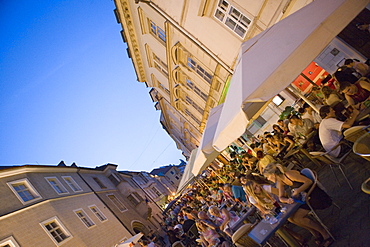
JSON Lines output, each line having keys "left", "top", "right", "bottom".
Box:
{"left": 150, "top": 60, "right": 370, "bottom": 247}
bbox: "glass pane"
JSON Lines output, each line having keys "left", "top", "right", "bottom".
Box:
{"left": 225, "top": 17, "right": 236, "bottom": 30}
{"left": 229, "top": 7, "right": 241, "bottom": 20}
{"left": 219, "top": 0, "right": 228, "bottom": 11}
{"left": 235, "top": 25, "right": 246, "bottom": 37}
{"left": 241, "top": 16, "right": 251, "bottom": 26}
{"left": 214, "top": 10, "right": 225, "bottom": 21}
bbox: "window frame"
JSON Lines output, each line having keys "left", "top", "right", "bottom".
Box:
{"left": 89, "top": 204, "right": 108, "bottom": 222}
{"left": 40, "top": 216, "right": 72, "bottom": 246}
{"left": 148, "top": 19, "right": 166, "bottom": 43}
{"left": 45, "top": 177, "right": 69, "bottom": 195}
{"left": 187, "top": 57, "right": 213, "bottom": 84}
{"left": 74, "top": 208, "right": 96, "bottom": 228}
{"left": 7, "top": 178, "right": 42, "bottom": 204}
{"left": 107, "top": 194, "right": 128, "bottom": 212}
{"left": 214, "top": 0, "right": 251, "bottom": 39}
{"left": 93, "top": 177, "right": 107, "bottom": 189}
{"left": 62, "top": 176, "right": 82, "bottom": 192}
{"left": 0, "top": 236, "right": 20, "bottom": 247}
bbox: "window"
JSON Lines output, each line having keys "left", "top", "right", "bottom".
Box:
{"left": 62, "top": 176, "right": 82, "bottom": 192}
{"left": 127, "top": 195, "right": 140, "bottom": 206}
{"left": 185, "top": 108, "right": 201, "bottom": 125}
{"left": 153, "top": 53, "right": 168, "bottom": 77}
{"left": 159, "top": 83, "right": 170, "bottom": 95}
{"left": 149, "top": 20, "right": 166, "bottom": 43}
{"left": 186, "top": 79, "right": 208, "bottom": 101}
{"left": 0, "top": 236, "right": 20, "bottom": 247}
{"left": 127, "top": 192, "right": 143, "bottom": 206}
{"left": 40, "top": 217, "right": 72, "bottom": 245}
{"left": 139, "top": 173, "right": 150, "bottom": 183}
{"left": 74, "top": 209, "right": 95, "bottom": 228}
{"left": 185, "top": 96, "right": 204, "bottom": 115}
{"left": 107, "top": 194, "right": 127, "bottom": 212}
{"left": 45, "top": 177, "right": 68, "bottom": 194}
{"left": 187, "top": 58, "right": 213, "bottom": 83}
{"left": 89, "top": 205, "right": 107, "bottom": 222}
{"left": 214, "top": 0, "right": 251, "bottom": 38}
{"left": 151, "top": 187, "right": 162, "bottom": 197}
{"left": 7, "top": 178, "right": 42, "bottom": 204}
{"left": 170, "top": 171, "right": 174, "bottom": 175}
{"left": 175, "top": 176, "right": 180, "bottom": 180}
{"left": 108, "top": 174, "right": 120, "bottom": 186}
{"left": 93, "top": 177, "right": 107, "bottom": 189}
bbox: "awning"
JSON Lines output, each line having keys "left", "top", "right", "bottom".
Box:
{"left": 176, "top": 148, "right": 197, "bottom": 194}
{"left": 191, "top": 104, "right": 224, "bottom": 175}
{"left": 116, "top": 233, "right": 144, "bottom": 247}
{"left": 212, "top": 0, "right": 368, "bottom": 153}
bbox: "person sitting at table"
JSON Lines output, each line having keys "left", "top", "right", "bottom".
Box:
{"left": 223, "top": 182, "right": 247, "bottom": 204}
{"left": 196, "top": 213, "right": 230, "bottom": 247}
{"left": 319, "top": 105, "right": 360, "bottom": 157}
{"left": 340, "top": 80, "right": 370, "bottom": 110}
{"left": 243, "top": 179, "right": 306, "bottom": 245}
{"left": 289, "top": 115, "right": 315, "bottom": 142}
{"left": 241, "top": 153, "right": 258, "bottom": 172}
{"left": 256, "top": 150, "right": 276, "bottom": 175}
{"left": 277, "top": 119, "right": 290, "bottom": 135}
{"left": 208, "top": 205, "right": 239, "bottom": 238}
{"left": 263, "top": 163, "right": 333, "bottom": 247}
{"left": 344, "top": 58, "right": 370, "bottom": 78}
{"left": 299, "top": 102, "right": 322, "bottom": 127}
{"left": 321, "top": 85, "right": 346, "bottom": 119}
{"left": 265, "top": 134, "right": 283, "bottom": 153}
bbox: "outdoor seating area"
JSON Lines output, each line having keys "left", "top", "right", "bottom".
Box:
{"left": 161, "top": 56, "right": 370, "bottom": 247}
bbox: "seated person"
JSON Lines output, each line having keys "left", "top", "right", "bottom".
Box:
{"left": 263, "top": 164, "right": 333, "bottom": 247}
{"left": 340, "top": 80, "right": 370, "bottom": 109}
{"left": 289, "top": 115, "right": 316, "bottom": 144}
{"left": 196, "top": 213, "right": 230, "bottom": 247}
{"left": 256, "top": 150, "right": 276, "bottom": 174}
{"left": 224, "top": 182, "right": 247, "bottom": 204}
{"left": 208, "top": 205, "right": 239, "bottom": 238}
{"left": 299, "top": 102, "right": 322, "bottom": 127}
{"left": 319, "top": 105, "right": 359, "bottom": 157}
{"left": 344, "top": 58, "right": 370, "bottom": 77}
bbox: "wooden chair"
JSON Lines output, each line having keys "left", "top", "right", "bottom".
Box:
{"left": 301, "top": 168, "right": 335, "bottom": 240}
{"left": 309, "top": 141, "right": 353, "bottom": 189}
{"left": 231, "top": 223, "right": 259, "bottom": 247}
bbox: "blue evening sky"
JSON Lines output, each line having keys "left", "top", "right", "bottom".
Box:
{"left": 0, "top": 0, "right": 184, "bottom": 171}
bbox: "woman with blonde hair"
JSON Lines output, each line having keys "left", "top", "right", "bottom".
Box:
{"left": 208, "top": 205, "right": 239, "bottom": 238}
{"left": 243, "top": 180, "right": 279, "bottom": 216}
{"left": 262, "top": 163, "right": 333, "bottom": 247}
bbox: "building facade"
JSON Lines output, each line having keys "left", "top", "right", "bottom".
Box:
{"left": 0, "top": 165, "right": 131, "bottom": 247}
{"left": 113, "top": 0, "right": 315, "bottom": 158}
{"left": 0, "top": 163, "right": 164, "bottom": 247}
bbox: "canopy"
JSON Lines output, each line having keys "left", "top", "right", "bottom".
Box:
{"left": 212, "top": 0, "right": 368, "bottom": 153}
{"left": 191, "top": 104, "right": 224, "bottom": 175}
{"left": 176, "top": 148, "right": 197, "bottom": 194}
{"left": 116, "top": 233, "right": 144, "bottom": 247}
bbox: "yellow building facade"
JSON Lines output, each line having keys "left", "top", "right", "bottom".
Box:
{"left": 113, "top": 0, "right": 314, "bottom": 158}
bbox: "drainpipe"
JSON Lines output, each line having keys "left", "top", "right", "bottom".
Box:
{"left": 134, "top": 0, "right": 234, "bottom": 75}
{"left": 76, "top": 168, "right": 134, "bottom": 236}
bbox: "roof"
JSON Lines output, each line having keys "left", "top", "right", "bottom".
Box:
{"left": 150, "top": 166, "right": 173, "bottom": 176}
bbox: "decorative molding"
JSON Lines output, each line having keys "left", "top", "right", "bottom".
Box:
{"left": 118, "top": 0, "right": 147, "bottom": 82}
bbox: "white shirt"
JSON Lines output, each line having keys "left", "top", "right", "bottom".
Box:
{"left": 319, "top": 118, "right": 344, "bottom": 157}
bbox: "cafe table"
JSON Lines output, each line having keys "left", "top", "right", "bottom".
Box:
{"left": 283, "top": 131, "right": 322, "bottom": 167}
{"left": 230, "top": 206, "right": 256, "bottom": 232}
{"left": 248, "top": 202, "right": 301, "bottom": 247}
